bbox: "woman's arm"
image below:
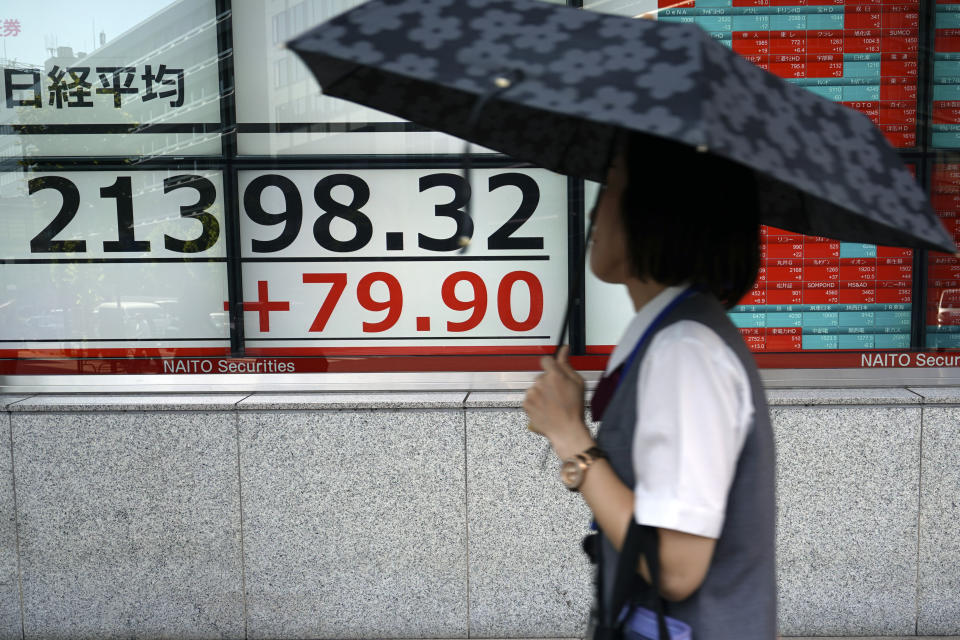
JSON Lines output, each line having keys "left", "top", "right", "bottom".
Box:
{"left": 555, "top": 430, "right": 716, "bottom": 601}
{"left": 525, "top": 347, "right": 716, "bottom": 602}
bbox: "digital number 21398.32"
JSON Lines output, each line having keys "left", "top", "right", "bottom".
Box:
{"left": 245, "top": 172, "right": 543, "bottom": 253}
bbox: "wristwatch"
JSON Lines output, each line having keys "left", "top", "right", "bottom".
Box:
{"left": 560, "top": 446, "right": 607, "bottom": 492}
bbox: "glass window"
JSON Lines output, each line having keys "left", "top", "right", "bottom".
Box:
{"left": 926, "top": 163, "right": 960, "bottom": 348}
{"left": 232, "top": 0, "right": 482, "bottom": 156}
{"left": 739, "top": 230, "right": 912, "bottom": 353}
{"left": 236, "top": 168, "right": 569, "bottom": 359}
{"left": 588, "top": 0, "right": 920, "bottom": 149}
{"left": 583, "top": 0, "right": 924, "bottom": 366}
{"left": 933, "top": 0, "right": 960, "bottom": 148}
{"left": 0, "top": 0, "right": 956, "bottom": 378}
{"left": 583, "top": 180, "right": 915, "bottom": 359}
{"left": 228, "top": 0, "right": 572, "bottom": 367}
{"left": 0, "top": 169, "right": 230, "bottom": 360}
{"left": 0, "top": 0, "right": 222, "bottom": 158}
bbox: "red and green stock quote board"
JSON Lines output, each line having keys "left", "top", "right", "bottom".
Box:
{"left": 658, "top": 0, "right": 919, "bottom": 148}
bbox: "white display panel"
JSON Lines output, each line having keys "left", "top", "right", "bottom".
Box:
{"left": 0, "top": 0, "right": 221, "bottom": 157}
{"left": 237, "top": 167, "right": 568, "bottom": 353}
{"left": 582, "top": 0, "right": 660, "bottom": 18}
{"left": 231, "top": 0, "right": 496, "bottom": 156}
{"left": 582, "top": 0, "right": 667, "bottom": 349}
{"left": 583, "top": 180, "right": 636, "bottom": 352}
{"left": 0, "top": 170, "right": 229, "bottom": 354}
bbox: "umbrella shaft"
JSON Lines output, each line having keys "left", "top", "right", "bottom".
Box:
{"left": 459, "top": 73, "right": 526, "bottom": 252}
{"left": 555, "top": 210, "right": 597, "bottom": 356}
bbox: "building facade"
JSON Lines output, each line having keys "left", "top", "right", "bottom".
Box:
{"left": 1, "top": 0, "right": 959, "bottom": 637}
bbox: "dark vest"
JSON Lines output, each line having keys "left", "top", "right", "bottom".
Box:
{"left": 594, "top": 292, "right": 776, "bottom": 639}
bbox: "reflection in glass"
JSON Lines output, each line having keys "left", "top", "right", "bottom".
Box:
{"left": 586, "top": 0, "right": 920, "bottom": 149}
{"left": 0, "top": 0, "right": 221, "bottom": 159}
{"left": 232, "top": 0, "right": 496, "bottom": 156}
{"left": 933, "top": 0, "right": 960, "bottom": 148}
{"left": 927, "top": 164, "right": 960, "bottom": 348}
{"left": 0, "top": 169, "right": 230, "bottom": 354}
{"left": 582, "top": 179, "right": 915, "bottom": 354}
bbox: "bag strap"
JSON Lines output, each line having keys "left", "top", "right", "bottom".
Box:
{"left": 611, "top": 519, "right": 671, "bottom": 640}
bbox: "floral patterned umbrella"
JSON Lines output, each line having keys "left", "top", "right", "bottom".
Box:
{"left": 288, "top": 0, "right": 955, "bottom": 253}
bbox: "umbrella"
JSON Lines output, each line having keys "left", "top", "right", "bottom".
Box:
{"left": 287, "top": 0, "right": 956, "bottom": 254}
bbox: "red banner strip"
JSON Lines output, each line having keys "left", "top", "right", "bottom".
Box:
{"left": 3, "top": 351, "right": 960, "bottom": 376}
{"left": 0, "top": 347, "right": 231, "bottom": 358}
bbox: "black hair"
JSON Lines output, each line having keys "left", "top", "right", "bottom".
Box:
{"left": 619, "top": 132, "right": 761, "bottom": 308}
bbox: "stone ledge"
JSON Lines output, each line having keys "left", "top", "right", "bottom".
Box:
{"left": 238, "top": 391, "right": 468, "bottom": 410}
{"left": 908, "top": 386, "right": 960, "bottom": 403}
{"left": 469, "top": 389, "right": 932, "bottom": 408}
{"left": 6, "top": 394, "right": 250, "bottom": 412}
{"left": 766, "top": 388, "right": 922, "bottom": 405}
{"left": 465, "top": 392, "right": 527, "bottom": 408}
{"left": 6, "top": 388, "right": 953, "bottom": 410}
{"left": 13, "top": 388, "right": 960, "bottom": 412}
{"left": 0, "top": 395, "right": 30, "bottom": 409}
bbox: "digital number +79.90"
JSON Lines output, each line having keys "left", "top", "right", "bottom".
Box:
{"left": 244, "top": 172, "right": 543, "bottom": 252}
{"left": 297, "top": 270, "right": 543, "bottom": 333}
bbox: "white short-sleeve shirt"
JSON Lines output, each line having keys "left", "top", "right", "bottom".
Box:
{"left": 603, "top": 286, "right": 754, "bottom": 539}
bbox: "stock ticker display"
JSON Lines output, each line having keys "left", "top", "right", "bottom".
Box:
{"left": 928, "top": 164, "right": 960, "bottom": 347}
{"left": 732, "top": 229, "right": 912, "bottom": 351}
{"left": 658, "top": 0, "right": 918, "bottom": 351}
{"left": 658, "top": 0, "right": 920, "bottom": 149}
{"left": 934, "top": 0, "right": 960, "bottom": 147}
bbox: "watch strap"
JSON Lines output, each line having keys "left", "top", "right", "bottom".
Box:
{"left": 581, "top": 446, "right": 607, "bottom": 463}
{"left": 564, "top": 445, "right": 607, "bottom": 491}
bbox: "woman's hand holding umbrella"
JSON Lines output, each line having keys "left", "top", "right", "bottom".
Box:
{"left": 524, "top": 345, "right": 595, "bottom": 460}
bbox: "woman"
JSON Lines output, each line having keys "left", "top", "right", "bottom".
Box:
{"left": 523, "top": 133, "right": 776, "bottom": 639}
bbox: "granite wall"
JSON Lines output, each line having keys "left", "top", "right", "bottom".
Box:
{"left": 0, "top": 388, "right": 956, "bottom": 639}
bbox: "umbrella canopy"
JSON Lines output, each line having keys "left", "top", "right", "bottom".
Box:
{"left": 288, "top": 0, "right": 956, "bottom": 254}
